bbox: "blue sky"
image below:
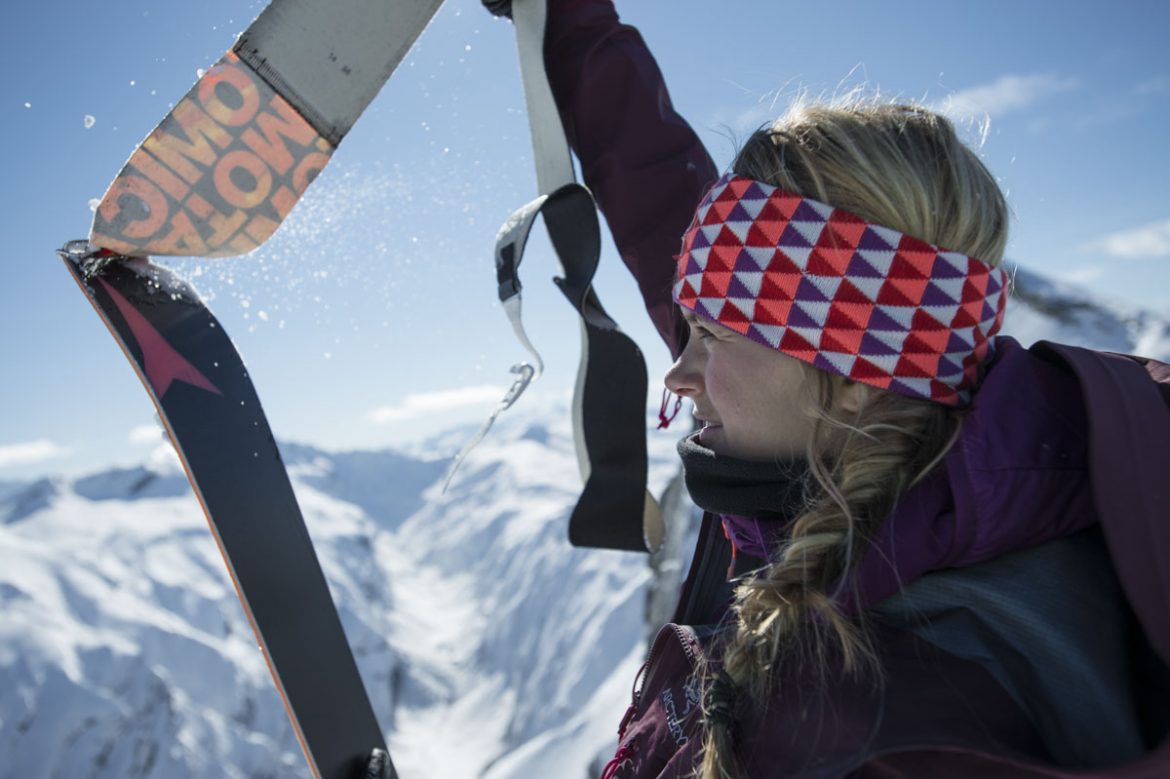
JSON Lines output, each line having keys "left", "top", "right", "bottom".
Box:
{"left": 2, "top": 0, "right": 1168, "bottom": 480}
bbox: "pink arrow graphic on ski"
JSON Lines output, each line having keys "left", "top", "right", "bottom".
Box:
{"left": 98, "top": 277, "right": 224, "bottom": 399}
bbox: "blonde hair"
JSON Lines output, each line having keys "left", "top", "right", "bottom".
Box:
{"left": 697, "top": 99, "right": 1009, "bottom": 779}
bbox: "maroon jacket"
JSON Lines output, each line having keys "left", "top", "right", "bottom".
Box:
{"left": 544, "top": 2, "right": 1170, "bottom": 776}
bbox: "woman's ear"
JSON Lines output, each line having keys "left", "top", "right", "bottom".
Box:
{"left": 837, "top": 379, "right": 868, "bottom": 415}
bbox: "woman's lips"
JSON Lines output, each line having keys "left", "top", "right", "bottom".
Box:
{"left": 697, "top": 421, "right": 723, "bottom": 444}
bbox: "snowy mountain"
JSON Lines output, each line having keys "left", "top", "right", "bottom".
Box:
{"left": 1003, "top": 265, "right": 1170, "bottom": 359}
{"left": 2, "top": 266, "right": 1168, "bottom": 779}
{"left": 0, "top": 406, "right": 683, "bottom": 779}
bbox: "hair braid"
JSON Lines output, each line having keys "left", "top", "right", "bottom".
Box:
{"left": 700, "top": 377, "right": 961, "bottom": 778}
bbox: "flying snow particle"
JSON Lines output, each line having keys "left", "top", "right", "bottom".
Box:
{"left": 88, "top": 198, "right": 101, "bottom": 212}
{"left": 23, "top": 102, "right": 31, "bottom": 108}
{"left": 465, "top": 45, "right": 472, "bottom": 52}
{"left": 129, "top": 80, "right": 136, "bottom": 86}
{"left": 196, "top": 68, "right": 206, "bottom": 79}
{"left": 84, "top": 115, "right": 96, "bottom": 129}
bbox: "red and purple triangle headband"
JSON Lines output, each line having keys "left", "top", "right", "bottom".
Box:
{"left": 673, "top": 174, "right": 1009, "bottom": 406}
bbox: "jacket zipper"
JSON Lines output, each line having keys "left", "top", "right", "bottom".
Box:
{"left": 633, "top": 624, "right": 699, "bottom": 711}
{"left": 600, "top": 516, "right": 725, "bottom": 777}
{"left": 601, "top": 624, "right": 700, "bottom": 778}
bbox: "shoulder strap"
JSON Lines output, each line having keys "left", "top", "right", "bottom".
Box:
{"left": 1029, "top": 340, "right": 1170, "bottom": 666}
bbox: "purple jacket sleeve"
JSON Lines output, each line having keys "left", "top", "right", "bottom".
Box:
{"left": 544, "top": 0, "right": 718, "bottom": 359}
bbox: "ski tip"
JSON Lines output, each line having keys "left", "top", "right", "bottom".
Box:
{"left": 56, "top": 240, "right": 150, "bottom": 282}
{"left": 87, "top": 50, "right": 335, "bottom": 260}
{"left": 57, "top": 239, "right": 113, "bottom": 270}
{"left": 57, "top": 239, "right": 99, "bottom": 261}
{"left": 57, "top": 239, "right": 138, "bottom": 260}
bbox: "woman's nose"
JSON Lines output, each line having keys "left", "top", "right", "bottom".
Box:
{"left": 664, "top": 339, "right": 704, "bottom": 398}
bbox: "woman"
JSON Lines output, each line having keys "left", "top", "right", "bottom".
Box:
{"left": 661, "top": 114, "right": 1106, "bottom": 778}
{"left": 488, "top": 1, "right": 1170, "bottom": 776}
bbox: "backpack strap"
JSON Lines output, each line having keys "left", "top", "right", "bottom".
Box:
{"left": 1029, "top": 340, "right": 1170, "bottom": 666}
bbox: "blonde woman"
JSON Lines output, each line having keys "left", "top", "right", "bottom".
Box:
{"left": 484, "top": 1, "right": 1170, "bottom": 777}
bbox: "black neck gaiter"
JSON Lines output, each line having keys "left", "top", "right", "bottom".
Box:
{"left": 676, "top": 433, "right": 811, "bottom": 559}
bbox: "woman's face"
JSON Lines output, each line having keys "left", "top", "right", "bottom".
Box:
{"left": 665, "top": 311, "right": 820, "bottom": 461}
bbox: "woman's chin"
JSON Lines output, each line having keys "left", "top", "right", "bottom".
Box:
{"left": 697, "top": 424, "right": 724, "bottom": 450}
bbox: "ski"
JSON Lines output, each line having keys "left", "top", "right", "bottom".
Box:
{"left": 57, "top": 241, "right": 393, "bottom": 779}
{"left": 91, "top": 0, "right": 444, "bottom": 257}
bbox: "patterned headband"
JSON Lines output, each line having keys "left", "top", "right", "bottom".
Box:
{"left": 672, "top": 174, "right": 1009, "bottom": 406}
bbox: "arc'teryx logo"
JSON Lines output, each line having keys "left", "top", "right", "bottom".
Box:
{"left": 660, "top": 675, "right": 703, "bottom": 746}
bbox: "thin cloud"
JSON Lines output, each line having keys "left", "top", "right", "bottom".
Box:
{"left": 0, "top": 439, "right": 69, "bottom": 469}
{"left": 1060, "top": 266, "right": 1106, "bottom": 285}
{"left": 129, "top": 424, "right": 165, "bottom": 445}
{"left": 935, "top": 73, "right": 1077, "bottom": 121}
{"left": 1086, "top": 217, "right": 1170, "bottom": 259}
{"left": 1133, "top": 75, "right": 1170, "bottom": 96}
{"left": 369, "top": 385, "right": 504, "bottom": 424}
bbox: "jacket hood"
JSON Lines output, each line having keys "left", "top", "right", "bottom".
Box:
{"left": 847, "top": 336, "right": 1098, "bottom": 611}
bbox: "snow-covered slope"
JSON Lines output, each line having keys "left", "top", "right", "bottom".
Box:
{"left": 0, "top": 408, "right": 681, "bottom": 779}
{"left": 1, "top": 467, "right": 303, "bottom": 778}
{"left": 1003, "top": 264, "right": 1170, "bottom": 359}
{"left": 2, "top": 265, "right": 1167, "bottom": 779}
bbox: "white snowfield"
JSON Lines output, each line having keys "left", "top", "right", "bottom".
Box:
{"left": 1, "top": 266, "right": 1167, "bottom": 778}
{"left": 0, "top": 404, "right": 682, "bottom": 779}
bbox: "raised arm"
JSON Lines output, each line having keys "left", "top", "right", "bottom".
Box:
{"left": 543, "top": 0, "right": 718, "bottom": 358}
